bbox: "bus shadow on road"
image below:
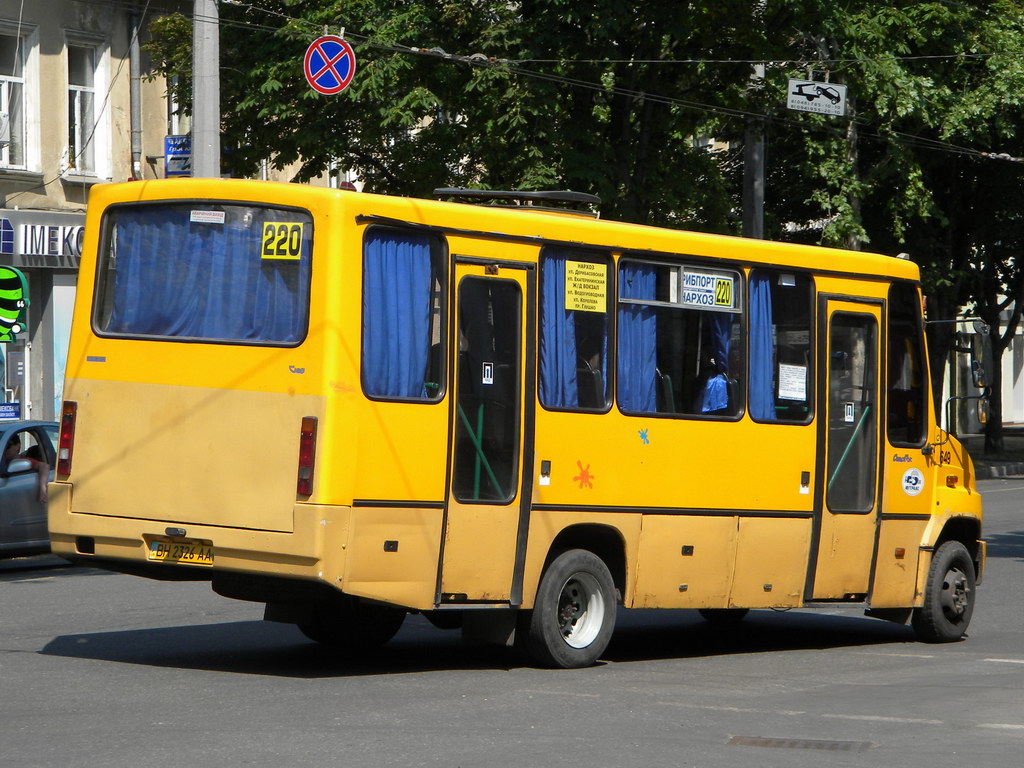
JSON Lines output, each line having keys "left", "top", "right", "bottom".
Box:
{"left": 983, "top": 529, "right": 1024, "bottom": 561}
{"left": 40, "top": 608, "right": 922, "bottom": 677}
{"left": 605, "top": 608, "right": 918, "bottom": 664}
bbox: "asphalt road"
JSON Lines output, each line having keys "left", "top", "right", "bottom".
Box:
{"left": 2, "top": 476, "right": 1022, "bottom": 768}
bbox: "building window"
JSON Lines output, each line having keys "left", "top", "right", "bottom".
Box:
{"left": 68, "top": 43, "right": 97, "bottom": 174}
{"left": 0, "top": 33, "right": 26, "bottom": 168}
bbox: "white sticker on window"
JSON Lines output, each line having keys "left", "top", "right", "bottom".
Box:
{"left": 482, "top": 362, "right": 494, "bottom": 385}
{"left": 190, "top": 210, "right": 226, "bottom": 224}
{"left": 778, "top": 364, "right": 807, "bottom": 401}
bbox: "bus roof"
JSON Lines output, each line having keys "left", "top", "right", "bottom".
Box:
{"left": 89, "top": 179, "right": 921, "bottom": 283}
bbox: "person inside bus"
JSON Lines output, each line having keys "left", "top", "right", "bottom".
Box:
{"left": 3, "top": 434, "right": 49, "bottom": 504}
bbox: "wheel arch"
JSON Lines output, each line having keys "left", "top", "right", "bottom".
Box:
{"left": 932, "top": 515, "right": 984, "bottom": 584}
{"left": 543, "top": 523, "right": 627, "bottom": 604}
{"left": 935, "top": 516, "right": 982, "bottom": 564}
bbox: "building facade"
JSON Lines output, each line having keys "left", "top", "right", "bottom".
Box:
{"left": 0, "top": 0, "right": 181, "bottom": 421}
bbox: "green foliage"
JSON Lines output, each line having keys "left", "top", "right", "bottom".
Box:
{"left": 146, "top": 2, "right": 1024, "bottom": 425}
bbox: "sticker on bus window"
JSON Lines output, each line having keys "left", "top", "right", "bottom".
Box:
{"left": 682, "top": 270, "right": 735, "bottom": 310}
{"left": 564, "top": 261, "right": 607, "bottom": 313}
{"left": 261, "top": 222, "right": 305, "bottom": 260}
{"left": 190, "top": 210, "right": 226, "bottom": 224}
{"left": 778, "top": 364, "right": 807, "bottom": 401}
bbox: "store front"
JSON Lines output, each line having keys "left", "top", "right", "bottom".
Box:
{"left": 0, "top": 209, "right": 82, "bottom": 422}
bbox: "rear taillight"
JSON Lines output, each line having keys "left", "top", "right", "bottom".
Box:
{"left": 297, "top": 416, "right": 317, "bottom": 496}
{"left": 58, "top": 400, "right": 77, "bottom": 475}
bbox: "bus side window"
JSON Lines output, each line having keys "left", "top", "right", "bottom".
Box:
{"left": 538, "top": 248, "right": 611, "bottom": 411}
{"left": 748, "top": 269, "right": 813, "bottom": 423}
{"left": 887, "top": 282, "right": 927, "bottom": 446}
{"left": 617, "top": 259, "right": 743, "bottom": 419}
{"left": 362, "top": 228, "right": 446, "bottom": 401}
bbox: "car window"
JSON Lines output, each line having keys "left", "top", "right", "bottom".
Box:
{"left": 41, "top": 426, "right": 58, "bottom": 461}
{"left": 3, "top": 428, "right": 48, "bottom": 471}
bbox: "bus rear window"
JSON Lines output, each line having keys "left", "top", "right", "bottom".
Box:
{"left": 94, "top": 203, "right": 312, "bottom": 344}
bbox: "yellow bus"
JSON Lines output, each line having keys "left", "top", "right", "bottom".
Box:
{"left": 48, "top": 179, "right": 984, "bottom": 668}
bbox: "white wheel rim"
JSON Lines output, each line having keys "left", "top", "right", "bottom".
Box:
{"left": 556, "top": 571, "right": 605, "bottom": 649}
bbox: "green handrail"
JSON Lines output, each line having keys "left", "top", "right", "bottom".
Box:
{"left": 827, "top": 403, "right": 872, "bottom": 493}
{"left": 456, "top": 402, "right": 504, "bottom": 499}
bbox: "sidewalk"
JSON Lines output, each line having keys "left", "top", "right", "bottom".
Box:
{"left": 960, "top": 425, "right": 1024, "bottom": 479}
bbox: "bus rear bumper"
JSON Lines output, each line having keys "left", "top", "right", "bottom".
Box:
{"left": 47, "top": 482, "right": 443, "bottom": 610}
{"left": 47, "top": 481, "right": 346, "bottom": 586}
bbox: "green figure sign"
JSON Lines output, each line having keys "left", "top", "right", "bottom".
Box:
{"left": 0, "top": 266, "right": 28, "bottom": 343}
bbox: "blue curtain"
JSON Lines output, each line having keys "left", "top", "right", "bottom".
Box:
{"left": 105, "top": 207, "right": 310, "bottom": 343}
{"left": 539, "top": 253, "right": 578, "bottom": 408}
{"left": 362, "top": 230, "right": 433, "bottom": 398}
{"left": 701, "top": 313, "right": 732, "bottom": 413}
{"left": 749, "top": 272, "right": 775, "bottom": 420}
{"left": 617, "top": 263, "right": 657, "bottom": 412}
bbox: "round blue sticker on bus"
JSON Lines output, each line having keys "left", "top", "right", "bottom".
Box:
{"left": 902, "top": 468, "right": 924, "bottom": 496}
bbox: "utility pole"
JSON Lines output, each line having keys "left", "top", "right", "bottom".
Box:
{"left": 742, "top": 63, "right": 765, "bottom": 239}
{"left": 193, "top": 0, "right": 220, "bottom": 177}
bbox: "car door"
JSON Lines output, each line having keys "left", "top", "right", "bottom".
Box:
{"left": 0, "top": 426, "right": 53, "bottom": 550}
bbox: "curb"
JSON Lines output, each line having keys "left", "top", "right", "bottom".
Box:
{"left": 974, "top": 462, "right": 1024, "bottom": 480}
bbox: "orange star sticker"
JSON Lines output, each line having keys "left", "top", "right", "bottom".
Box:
{"left": 574, "top": 460, "right": 594, "bottom": 489}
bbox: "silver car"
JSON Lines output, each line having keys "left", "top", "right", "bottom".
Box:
{"left": 0, "top": 420, "right": 58, "bottom": 558}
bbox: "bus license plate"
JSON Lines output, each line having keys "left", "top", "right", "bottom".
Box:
{"left": 147, "top": 539, "right": 214, "bottom": 566}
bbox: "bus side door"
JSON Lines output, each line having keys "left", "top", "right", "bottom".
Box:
{"left": 810, "top": 298, "right": 883, "bottom": 599}
{"left": 439, "top": 260, "right": 534, "bottom": 604}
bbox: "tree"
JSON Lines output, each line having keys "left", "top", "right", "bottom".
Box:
{"left": 147, "top": 2, "right": 1024, "bottom": 449}
{"left": 146, "top": 0, "right": 765, "bottom": 228}
{"left": 750, "top": 2, "right": 1024, "bottom": 450}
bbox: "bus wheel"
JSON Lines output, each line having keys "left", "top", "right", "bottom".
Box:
{"left": 698, "top": 608, "right": 749, "bottom": 624}
{"left": 912, "top": 540, "right": 976, "bottom": 643}
{"left": 525, "top": 549, "right": 616, "bottom": 668}
{"left": 298, "top": 597, "right": 406, "bottom": 650}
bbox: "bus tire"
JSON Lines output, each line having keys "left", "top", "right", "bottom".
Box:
{"left": 912, "top": 540, "right": 976, "bottom": 643}
{"left": 698, "top": 608, "right": 749, "bottom": 624}
{"left": 298, "top": 597, "right": 406, "bottom": 650}
{"left": 525, "top": 549, "right": 616, "bottom": 668}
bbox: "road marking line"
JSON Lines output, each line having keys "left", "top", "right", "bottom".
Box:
{"left": 520, "top": 689, "right": 600, "bottom": 698}
{"left": 978, "top": 723, "right": 1024, "bottom": 731}
{"left": 983, "top": 658, "right": 1024, "bottom": 665}
{"left": 821, "top": 714, "right": 944, "bottom": 725}
{"left": 656, "top": 702, "right": 806, "bottom": 716}
{"left": 852, "top": 651, "right": 935, "bottom": 659}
